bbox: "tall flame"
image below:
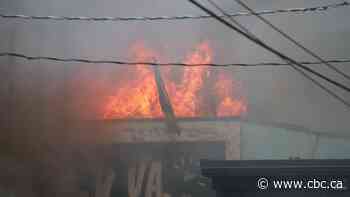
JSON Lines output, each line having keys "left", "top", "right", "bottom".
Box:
{"left": 164, "top": 42, "right": 211, "bottom": 117}
{"left": 103, "top": 41, "right": 247, "bottom": 119}
{"left": 103, "top": 43, "right": 163, "bottom": 119}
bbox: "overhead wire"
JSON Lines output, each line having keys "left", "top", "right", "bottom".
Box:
{"left": 190, "top": 0, "right": 350, "bottom": 108}
{"left": 234, "top": 0, "right": 350, "bottom": 81}
{"left": 1, "top": 52, "right": 350, "bottom": 67}
{"left": 227, "top": 0, "right": 350, "bottom": 108}
{"left": 207, "top": 0, "right": 350, "bottom": 108}
{"left": 186, "top": 0, "right": 350, "bottom": 94}
{"left": 292, "top": 65, "right": 350, "bottom": 108}
{"left": 0, "top": 0, "right": 349, "bottom": 106}
{"left": 0, "top": 2, "right": 348, "bottom": 22}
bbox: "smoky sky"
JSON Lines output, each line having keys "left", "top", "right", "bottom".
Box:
{"left": 0, "top": 0, "right": 350, "bottom": 136}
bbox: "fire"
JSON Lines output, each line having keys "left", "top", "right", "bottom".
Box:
{"left": 103, "top": 41, "right": 247, "bottom": 119}
{"left": 215, "top": 72, "right": 248, "bottom": 117}
{"left": 164, "top": 42, "right": 210, "bottom": 117}
{"left": 103, "top": 44, "right": 163, "bottom": 119}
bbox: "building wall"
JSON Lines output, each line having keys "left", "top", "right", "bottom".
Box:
{"left": 241, "top": 122, "right": 350, "bottom": 160}
{"left": 87, "top": 119, "right": 241, "bottom": 160}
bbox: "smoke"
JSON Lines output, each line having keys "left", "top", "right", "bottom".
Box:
{"left": 1, "top": 0, "right": 349, "bottom": 149}
{"left": 0, "top": 0, "right": 350, "bottom": 195}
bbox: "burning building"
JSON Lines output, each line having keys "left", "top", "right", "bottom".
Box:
{"left": 3, "top": 38, "right": 350, "bottom": 197}
{"left": 1, "top": 34, "right": 350, "bottom": 197}
{"left": 67, "top": 41, "right": 247, "bottom": 197}
{"left": 1, "top": 0, "right": 350, "bottom": 196}
{"left": 72, "top": 41, "right": 247, "bottom": 120}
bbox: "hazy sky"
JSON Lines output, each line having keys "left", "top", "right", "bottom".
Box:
{"left": 1, "top": 0, "right": 349, "bottom": 135}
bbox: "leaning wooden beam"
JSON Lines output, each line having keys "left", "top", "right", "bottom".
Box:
{"left": 152, "top": 65, "right": 181, "bottom": 135}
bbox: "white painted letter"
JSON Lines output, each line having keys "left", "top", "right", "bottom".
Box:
{"left": 145, "top": 161, "right": 162, "bottom": 197}
{"left": 128, "top": 162, "right": 147, "bottom": 197}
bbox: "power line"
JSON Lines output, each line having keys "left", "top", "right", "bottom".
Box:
{"left": 1, "top": 52, "right": 350, "bottom": 67}
{"left": 234, "top": 0, "right": 350, "bottom": 81}
{"left": 204, "top": 0, "right": 350, "bottom": 109}
{"left": 0, "top": 2, "right": 348, "bottom": 22}
{"left": 187, "top": 0, "right": 350, "bottom": 94}
{"left": 4, "top": 51, "right": 350, "bottom": 108}
{"left": 292, "top": 65, "right": 350, "bottom": 108}
{"left": 206, "top": 0, "right": 257, "bottom": 38}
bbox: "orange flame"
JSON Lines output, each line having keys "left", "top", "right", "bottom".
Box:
{"left": 103, "top": 43, "right": 163, "bottom": 119}
{"left": 215, "top": 72, "right": 248, "bottom": 117}
{"left": 103, "top": 41, "right": 247, "bottom": 119}
{"left": 164, "top": 42, "right": 211, "bottom": 117}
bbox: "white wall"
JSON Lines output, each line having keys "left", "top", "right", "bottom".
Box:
{"left": 241, "top": 122, "right": 350, "bottom": 160}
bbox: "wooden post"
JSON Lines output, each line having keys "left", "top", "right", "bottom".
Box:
{"left": 95, "top": 167, "right": 115, "bottom": 197}
{"left": 152, "top": 65, "right": 180, "bottom": 135}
